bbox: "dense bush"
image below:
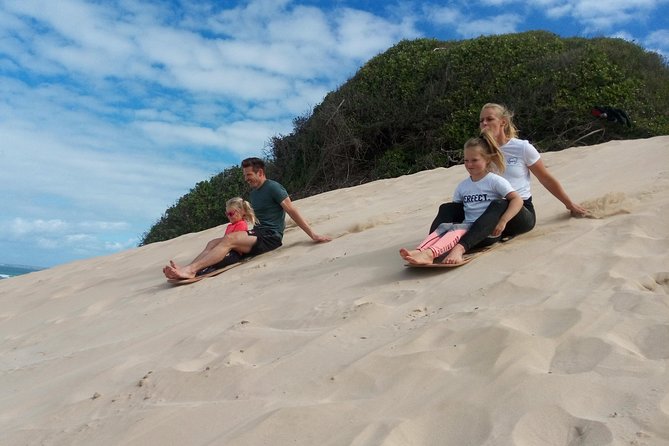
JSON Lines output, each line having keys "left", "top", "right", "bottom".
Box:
{"left": 141, "top": 31, "right": 669, "bottom": 245}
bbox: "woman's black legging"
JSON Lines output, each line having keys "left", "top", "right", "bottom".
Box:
{"left": 429, "top": 198, "right": 536, "bottom": 251}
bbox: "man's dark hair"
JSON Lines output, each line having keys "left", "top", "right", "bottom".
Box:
{"left": 241, "top": 157, "right": 265, "bottom": 172}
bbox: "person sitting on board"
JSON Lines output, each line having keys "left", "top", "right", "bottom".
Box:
{"left": 400, "top": 131, "right": 522, "bottom": 265}
{"left": 163, "top": 157, "right": 331, "bottom": 280}
{"left": 192, "top": 196, "right": 258, "bottom": 276}
{"left": 428, "top": 103, "right": 589, "bottom": 264}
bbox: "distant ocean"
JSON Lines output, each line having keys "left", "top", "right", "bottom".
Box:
{"left": 0, "top": 264, "right": 45, "bottom": 280}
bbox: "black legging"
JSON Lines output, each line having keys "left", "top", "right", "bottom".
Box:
{"left": 429, "top": 198, "right": 536, "bottom": 251}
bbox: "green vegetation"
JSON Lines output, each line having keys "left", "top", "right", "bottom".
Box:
{"left": 141, "top": 31, "right": 669, "bottom": 245}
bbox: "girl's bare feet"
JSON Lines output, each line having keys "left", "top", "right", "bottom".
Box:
{"left": 442, "top": 244, "right": 466, "bottom": 264}
{"left": 399, "top": 248, "right": 420, "bottom": 260}
{"left": 405, "top": 249, "right": 435, "bottom": 265}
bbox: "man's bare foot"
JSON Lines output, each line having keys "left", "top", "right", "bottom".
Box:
{"left": 163, "top": 264, "right": 181, "bottom": 279}
{"left": 405, "top": 249, "right": 435, "bottom": 265}
{"left": 442, "top": 244, "right": 466, "bottom": 264}
{"left": 399, "top": 248, "right": 420, "bottom": 260}
{"left": 163, "top": 261, "right": 196, "bottom": 280}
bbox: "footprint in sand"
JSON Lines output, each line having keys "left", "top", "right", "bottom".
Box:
{"left": 384, "top": 402, "right": 493, "bottom": 446}
{"left": 513, "top": 405, "right": 613, "bottom": 445}
{"left": 549, "top": 337, "right": 611, "bottom": 374}
{"left": 609, "top": 291, "right": 644, "bottom": 313}
{"left": 173, "top": 348, "right": 219, "bottom": 372}
{"left": 501, "top": 308, "right": 581, "bottom": 338}
{"left": 638, "top": 272, "right": 669, "bottom": 294}
{"left": 80, "top": 298, "right": 114, "bottom": 317}
{"left": 635, "top": 324, "right": 669, "bottom": 360}
{"left": 609, "top": 291, "right": 669, "bottom": 320}
{"left": 356, "top": 289, "right": 418, "bottom": 308}
{"left": 660, "top": 393, "right": 669, "bottom": 417}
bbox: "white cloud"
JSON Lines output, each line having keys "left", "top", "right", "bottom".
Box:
{"left": 65, "top": 234, "right": 97, "bottom": 244}
{"left": 545, "top": 4, "right": 573, "bottom": 19}
{"left": 4, "top": 218, "right": 130, "bottom": 239}
{"left": 2, "top": 0, "right": 418, "bottom": 103}
{"left": 137, "top": 121, "right": 227, "bottom": 147}
{"left": 33, "top": 232, "right": 139, "bottom": 255}
{"left": 267, "top": 5, "right": 335, "bottom": 45}
{"left": 7, "top": 218, "right": 69, "bottom": 237}
{"left": 610, "top": 30, "right": 635, "bottom": 41}
{"left": 104, "top": 238, "right": 139, "bottom": 252}
{"left": 36, "top": 237, "right": 61, "bottom": 250}
{"left": 0, "top": 118, "right": 211, "bottom": 240}
{"left": 479, "top": 0, "right": 518, "bottom": 5}
{"left": 2, "top": 216, "right": 139, "bottom": 261}
{"left": 2, "top": 0, "right": 142, "bottom": 77}
{"left": 524, "top": 0, "right": 663, "bottom": 31}
{"left": 134, "top": 118, "right": 291, "bottom": 156}
{"left": 645, "top": 29, "right": 669, "bottom": 45}
{"left": 208, "top": 0, "right": 293, "bottom": 39}
{"left": 645, "top": 29, "right": 669, "bottom": 59}
{"left": 79, "top": 221, "right": 131, "bottom": 231}
{"left": 460, "top": 14, "right": 523, "bottom": 37}
{"left": 335, "top": 8, "right": 419, "bottom": 59}
{"left": 426, "top": 0, "right": 666, "bottom": 35}
{"left": 425, "top": 6, "right": 461, "bottom": 25}
{"left": 425, "top": 5, "right": 523, "bottom": 37}
{"left": 216, "top": 119, "right": 293, "bottom": 155}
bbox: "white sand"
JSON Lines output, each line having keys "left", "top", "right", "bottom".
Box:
{"left": 2, "top": 136, "right": 669, "bottom": 445}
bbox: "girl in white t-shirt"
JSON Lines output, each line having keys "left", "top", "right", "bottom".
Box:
{"left": 400, "top": 132, "right": 523, "bottom": 265}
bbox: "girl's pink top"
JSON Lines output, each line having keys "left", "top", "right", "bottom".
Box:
{"left": 225, "top": 220, "right": 248, "bottom": 235}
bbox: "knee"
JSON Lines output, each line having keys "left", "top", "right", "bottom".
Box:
{"left": 222, "top": 231, "right": 245, "bottom": 247}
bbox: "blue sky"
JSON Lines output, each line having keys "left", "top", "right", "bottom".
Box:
{"left": 1, "top": 0, "right": 668, "bottom": 268}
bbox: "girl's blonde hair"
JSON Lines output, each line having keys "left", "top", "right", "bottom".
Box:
{"left": 226, "top": 197, "right": 258, "bottom": 225}
{"left": 481, "top": 103, "right": 518, "bottom": 140}
{"left": 463, "top": 130, "right": 506, "bottom": 174}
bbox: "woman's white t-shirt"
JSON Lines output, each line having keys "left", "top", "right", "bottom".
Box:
{"left": 501, "top": 138, "right": 541, "bottom": 199}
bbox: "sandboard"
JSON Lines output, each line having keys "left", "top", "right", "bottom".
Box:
{"left": 404, "top": 243, "right": 501, "bottom": 268}
{"left": 167, "top": 261, "right": 243, "bottom": 285}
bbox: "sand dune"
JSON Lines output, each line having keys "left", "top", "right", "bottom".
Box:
{"left": 1, "top": 136, "right": 668, "bottom": 445}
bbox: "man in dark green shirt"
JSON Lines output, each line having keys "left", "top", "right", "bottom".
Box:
{"left": 163, "top": 157, "right": 330, "bottom": 280}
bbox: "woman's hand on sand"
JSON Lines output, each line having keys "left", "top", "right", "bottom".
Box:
{"left": 568, "top": 202, "right": 590, "bottom": 218}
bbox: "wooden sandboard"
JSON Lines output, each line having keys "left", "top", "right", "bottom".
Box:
{"left": 404, "top": 243, "right": 500, "bottom": 268}
{"left": 167, "top": 261, "right": 243, "bottom": 285}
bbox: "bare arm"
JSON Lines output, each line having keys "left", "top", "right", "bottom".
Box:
{"left": 281, "top": 197, "right": 331, "bottom": 243}
{"left": 492, "top": 191, "right": 524, "bottom": 237}
{"left": 529, "top": 159, "right": 589, "bottom": 217}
